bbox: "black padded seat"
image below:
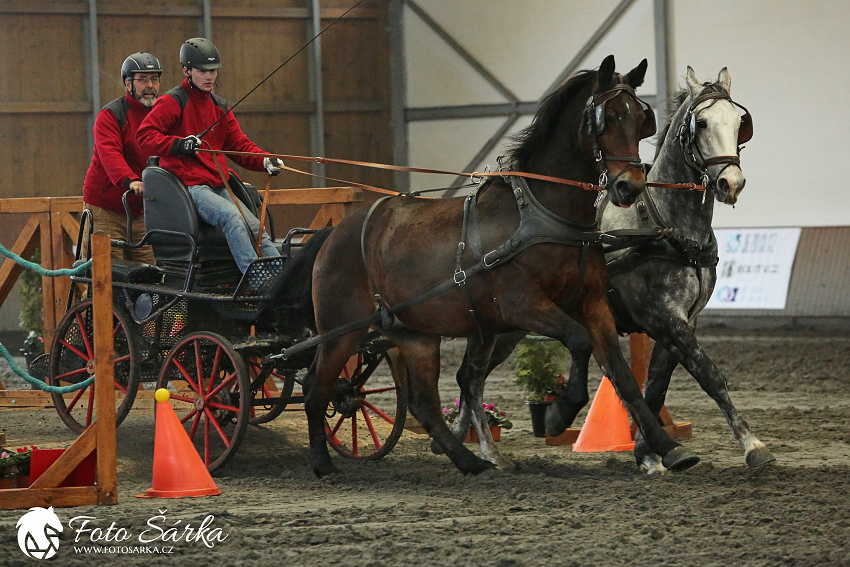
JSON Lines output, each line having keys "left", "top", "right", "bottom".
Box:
{"left": 141, "top": 162, "right": 276, "bottom": 290}
{"left": 110, "top": 258, "right": 163, "bottom": 284}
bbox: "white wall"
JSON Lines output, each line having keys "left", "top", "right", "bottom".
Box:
{"left": 404, "top": 0, "right": 850, "bottom": 228}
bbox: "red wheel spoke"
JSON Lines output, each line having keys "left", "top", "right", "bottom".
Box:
{"left": 204, "top": 407, "right": 231, "bottom": 448}
{"left": 206, "top": 400, "right": 240, "bottom": 413}
{"left": 207, "top": 347, "right": 223, "bottom": 396}
{"left": 61, "top": 385, "right": 88, "bottom": 414}
{"left": 205, "top": 371, "right": 237, "bottom": 401}
{"left": 180, "top": 409, "right": 199, "bottom": 426}
{"left": 361, "top": 408, "right": 382, "bottom": 450}
{"left": 74, "top": 313, "right": 95, "bottom": 358}
{"left": 114, "top": 354, "right": 131, "bottom": 364}
{"left": 204, "top": 415, "right": 210, "bottom": 466}
{"left": 173, "top": 359, "right": 201, "bottom": 393}
{"left": 361, "top": 399, "right": 394, "bottom": 423}
{"left": 54, "top": 367, "right": 90, "bottom": 381}
{"left": 114, "top": 381, "right": 128, "bottom": 394}
{"left": 112, "top": 320, "right": 122, "bottom": 338}
{"left": 194, "top": 340, "right": 204, "bottom": 392}
{"left": 350, "top": 413, "right": 359, "bottom": 456}
{"left": 59, "top": 339, "right": 93, "bottom": 362}
{"left": 330, "top": 415, "right": 345, "bottom": 436}
{"left": 360, "top": 386, "right": 396, "bottom": 395}
{"left": 169, "top": 393, "right": 195, "bottom": 405}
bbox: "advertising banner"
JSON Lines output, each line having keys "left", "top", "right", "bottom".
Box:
{"left": 705, "top": 227, "right": 802, "bottom": 310}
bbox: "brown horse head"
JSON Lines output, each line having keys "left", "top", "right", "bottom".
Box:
{"left": 589, "top": 56, "right": 652, "bottom": 207}
{"left": 509, "top": 55, "right": 652, "bottom": 214}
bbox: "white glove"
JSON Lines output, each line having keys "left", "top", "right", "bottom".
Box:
{"left": 264, "top": 157, "right": 284, "bottom": 176}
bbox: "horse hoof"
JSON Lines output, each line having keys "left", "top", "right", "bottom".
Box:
{"left": 430, "top": 439, "right": 445, "bottom": 455}
{"left": 462, "top": 458, "right": 496, "bottom": 476}
{"left": 311, "top": 459, "right": 340, "bottom": 478}
{"left": 661, "top": 446, "right": 700, "bottom": 472}
{"left": 746, "top": 447, "right": 776, "bottom": 468}
{"left": 544, "top": 402, "right": 569, "bottom": 437}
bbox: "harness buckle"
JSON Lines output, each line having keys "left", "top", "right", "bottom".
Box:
{"left": 598, "top": 170, "right": 608, "bottom": 189}
{"left": 453, "top": 268, "right": 467, "bottom": 285}
{"left": 483, "top": 250, "right": 500, "bottom": 268}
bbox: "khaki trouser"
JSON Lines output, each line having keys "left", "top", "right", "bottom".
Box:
{"left": 84, "top": 203, "right": 156, "bottom": 265}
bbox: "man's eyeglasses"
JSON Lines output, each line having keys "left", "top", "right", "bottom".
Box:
{"left": 133, "top": 75, "right": 161, "bottom": 84}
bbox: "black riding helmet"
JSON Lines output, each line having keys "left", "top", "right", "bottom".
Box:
{"left": 180, "top": 37, "right": 222, "bottom": 70}
{"left": 121, "top": 52, "right": 163, "bottom": 82}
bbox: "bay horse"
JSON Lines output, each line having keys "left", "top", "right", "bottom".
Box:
{"left": 452, "top": 67, "right": 773, "bottom": 472}
{"left": 293, "top": 55, "right": 699, "bottom": 477}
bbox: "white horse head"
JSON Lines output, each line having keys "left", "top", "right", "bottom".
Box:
{"left": 684, "top": 66, "right": 748, "bottom": 204}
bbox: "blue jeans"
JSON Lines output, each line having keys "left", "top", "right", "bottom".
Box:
{"left": 188, "top": 184, "right": 278, "bottom": 273}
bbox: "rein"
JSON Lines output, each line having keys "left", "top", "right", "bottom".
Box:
{"left": 197, "top": 148, "right": 607, "bottom": 193}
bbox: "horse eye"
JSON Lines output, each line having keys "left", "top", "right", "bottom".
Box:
{"left": 696, "top": 119, "right": 708, "bottom": 129}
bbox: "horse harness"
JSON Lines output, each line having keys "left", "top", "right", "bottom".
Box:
{"left": 599, "top": 187, "right": 719, "bottom": 333}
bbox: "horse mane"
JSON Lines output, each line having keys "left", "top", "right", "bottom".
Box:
{"left": 653, "top": 81, "right": 729, "bottom": 159}
{"left": 507, "top": 70, "right": 599, "bottom": 169}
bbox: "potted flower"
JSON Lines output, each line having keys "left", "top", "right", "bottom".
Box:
{"left": 514, "top": 338, "right": 567, "bottom": 437}
{"left": 0, "top": 446, "right": 35, "bottom": 489}
{"left": 443, "top": 398, "right": 513, "bottom": 442}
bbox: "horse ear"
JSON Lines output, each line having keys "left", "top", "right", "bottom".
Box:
{"left": 625, "top": 59, "right": 648, "bottom": 88}
{"left": 718, "top": 67, "right": 731, "bottom": 93}
{"left": 598, "top": 55, "right": 616, "bottom": 88}
{"left": 685, "top": 66, "right": 701, "bottom": 96}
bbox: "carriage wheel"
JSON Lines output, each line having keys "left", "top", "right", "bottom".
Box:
{"left": 325, "top": 347, "right": 408, "bottom": 460}
{"left": 48, "top": 300, "right": 139, "bottom": 433}
{"left": 245, "top": 356, "right": 295, "bottom": 425}
{"left": 157, "top": 332, "right": 250, "bottom": 472}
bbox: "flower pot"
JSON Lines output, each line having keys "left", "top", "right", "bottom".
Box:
{"left": 463, "top": 426, "right": 501, "bottom": 443}
{"left": 526, "top": 400, "right": 552, "bottom": 437}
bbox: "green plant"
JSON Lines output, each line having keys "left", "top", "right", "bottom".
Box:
{"left": 514, "top": 339, "right": 568, "bottom": 401}
{"left": 443, "top": 399, "right": 513, "bottom": 429}
{"left": 0, "top": 446, "right": 36, "bottom": 476}
{"left": 19, "top": 245, "right": 43, "bottom": 335}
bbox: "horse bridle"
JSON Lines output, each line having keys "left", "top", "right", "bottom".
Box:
{"left": 583, "top": 85, "right": 656, "bottom": 191}
{"left": 678, "top": 90, "right": 753, "bottom": 189}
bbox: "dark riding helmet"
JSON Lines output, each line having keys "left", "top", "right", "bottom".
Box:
{"left": 180, "top": 37, "right": 222, "bottom": 71}
{"left": 121, "top": 52, "right": 163, "bottom": 82}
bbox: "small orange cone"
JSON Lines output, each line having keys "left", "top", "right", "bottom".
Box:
{"left": 572, "top": 376, "right": 636, "bottom": 453}
{"left": 135, "top": 389, "right": 220, "bottom": 498}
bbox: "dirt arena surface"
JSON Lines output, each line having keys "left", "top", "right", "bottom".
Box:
{"left": 2, "top": 327, "right": 849, "bottom": 566}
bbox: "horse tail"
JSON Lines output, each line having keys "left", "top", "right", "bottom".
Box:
{"left": 261, "top": 227, "right": 335, "bottom": 336}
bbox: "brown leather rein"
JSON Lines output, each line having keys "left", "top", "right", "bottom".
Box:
{"left": 198, "top": 148, "right": 705, "bottom": 195}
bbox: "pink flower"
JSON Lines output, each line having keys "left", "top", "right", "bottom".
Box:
{"left": 1, "top": 452, "right": 8, "bottom": 460}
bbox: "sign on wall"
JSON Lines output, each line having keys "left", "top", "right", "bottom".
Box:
{"left": 705, "top": 228, "right": 802, "bottom": 310}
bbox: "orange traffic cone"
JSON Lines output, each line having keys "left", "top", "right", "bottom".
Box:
{"left": 572, "top": 376, "right": 635, "bottom": 453}
{"left": 135, "top": 389, "right": 220, "bottom": 498}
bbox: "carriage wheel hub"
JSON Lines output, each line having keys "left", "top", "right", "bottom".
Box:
{"left": 85, "top": 360, "right": 95, "bottom": 375}
{"left": 194, "top": 398, "right": 206, "bottom": 411}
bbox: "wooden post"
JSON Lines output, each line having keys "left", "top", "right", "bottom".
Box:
{"left": 91, "top": 233, "right": 118, "bottom": 504}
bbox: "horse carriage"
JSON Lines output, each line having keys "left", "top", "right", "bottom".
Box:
{"left": 43, "top": 157, "right": 408, "bottom": 472}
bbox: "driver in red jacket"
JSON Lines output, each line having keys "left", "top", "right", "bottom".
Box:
{"left": 83, "top": 52, "right": 161, "bottom": 263}
{"left": 137, "top": 37, "right": 282, "bottom": 275}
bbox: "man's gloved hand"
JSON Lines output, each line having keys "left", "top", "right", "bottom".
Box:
{"left": 264, "top": 157, "right": 284, "bottom": 176}
{"left": 175, "top": 135, "right": 201, "bottom": 156}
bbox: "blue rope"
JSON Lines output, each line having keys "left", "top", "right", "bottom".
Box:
{"left": 0, "top": 242, "right": 94, "bottom": 393}
{"left": 0, "top": 243, "right": 91, "bottom": 277}
{"left": 1, "top": 344, "right": 93, "bottom": 394}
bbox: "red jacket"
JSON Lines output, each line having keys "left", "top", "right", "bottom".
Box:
{"left": 83, "top": 92, "right": 149, "bottom": 216}
{"left": 137, "top": 79, "right": 267, "bottom": 187}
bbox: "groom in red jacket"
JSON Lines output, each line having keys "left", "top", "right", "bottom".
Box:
{"left": 137, "top": 37, "right": 282, "bottom": 275}
{"left": 83, "top": 52, "right": 162, "bottom": 263}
